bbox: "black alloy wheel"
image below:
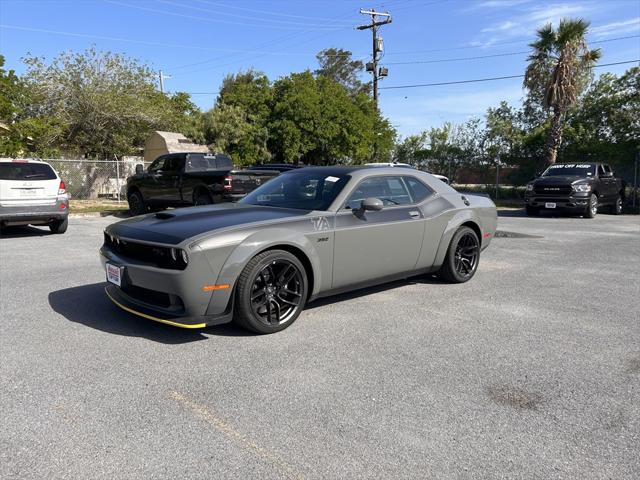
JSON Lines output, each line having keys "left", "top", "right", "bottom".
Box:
{"left": 584, "top": 193, "right": 598, "bottom": 218}
{"left": 235, "top": 250, "right": 307, "bottom": 333}
{"left": 128, "top": 191, "right": 146, "bottom": 216}
{"left": 438, "top": 226, "right": 480, "bottom": 283}
{"left": 612, "top": 195, "right": 623, "bottom": 215}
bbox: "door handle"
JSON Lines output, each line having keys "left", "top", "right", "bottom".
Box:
{"left": 409, "top": 211, "right": 421, "bottom": 219}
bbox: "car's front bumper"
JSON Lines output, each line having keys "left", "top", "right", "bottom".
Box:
{"left": 0, "top": 198, "right": 69, "bottom": 224}
{"left": 99, "top": 245, "right": 234, "bottom": 329}
{"left": 524, "top": 191, "right": 590, "bottom": 210}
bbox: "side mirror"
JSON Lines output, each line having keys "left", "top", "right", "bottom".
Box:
{"left": 361, "top": 197, "right": 384, "bottom": 212}
{"left": 135, "top": 164, "right": 144, "bottom": 174}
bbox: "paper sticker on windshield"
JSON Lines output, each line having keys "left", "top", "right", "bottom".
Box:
{"left": 325, "top": 176, "right": 340, "bottom": 183}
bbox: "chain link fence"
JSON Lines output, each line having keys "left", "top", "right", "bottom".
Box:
{"left": 43, "top": 157, "right": 149, "bottom": 201}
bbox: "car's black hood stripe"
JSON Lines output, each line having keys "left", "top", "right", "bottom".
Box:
{"left": 106, "top": 203, "right": 311, "bottom": 245}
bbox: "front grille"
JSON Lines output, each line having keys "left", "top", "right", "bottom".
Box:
{"left": 120, "top": 284, "right": 184, "bottom": 311}
{"left": 104, "top": 233, "right": 186, "bottom": 270}
{"left": 534, "top": 185, "right": 572, "bottom": 195}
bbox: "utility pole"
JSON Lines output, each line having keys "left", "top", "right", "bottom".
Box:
{"left": 357, "top": 9, "right": 391, "bottom": 108}
{"left": 158, "top": 70, "right": 171, "bottom": 94}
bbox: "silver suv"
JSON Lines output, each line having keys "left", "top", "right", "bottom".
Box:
{"left": 0, "top": 159, "right": 69, "bottom": 234}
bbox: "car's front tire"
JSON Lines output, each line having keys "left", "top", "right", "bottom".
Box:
{"left": 128, "top": 191, "right": 147, "bottom": 216}
{"left": 438, "top": 226, "right": 480, "bottom": 283}
{"left": 234, "top": 250, "right": 307, "bottom": 334}
{"left": 49, "top": 217, "right": 68, "bottom": 234}
{"left": 584, "top": 193, "right": 598, "bottom": 218}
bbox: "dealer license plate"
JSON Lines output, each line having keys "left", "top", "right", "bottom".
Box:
{"left": 20, "top": 189, "right": 38, "bottom": 196}
{"left": 545, "top": 202, "right": 557, "bottom": 209}
{"left": 106, "top": 263, "right": 123, "bottom": 287}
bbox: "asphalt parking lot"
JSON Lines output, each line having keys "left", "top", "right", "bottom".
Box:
{"left": 1, "top": 211, "right": 638, "bottom": 479}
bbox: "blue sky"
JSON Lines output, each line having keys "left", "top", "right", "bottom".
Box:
{"left": 1, "top": 0, "right": 638, "bottom": 138}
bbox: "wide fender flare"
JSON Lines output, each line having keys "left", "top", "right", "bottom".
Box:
{"left": 433, "top": 210, "right": 481, "bottom": 268}
{"left": 215, "top": 228, "right": 323, "bottom": 297}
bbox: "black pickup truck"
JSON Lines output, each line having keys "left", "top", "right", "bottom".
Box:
{"left": 524, "top": 162, "right": 625, "bottom": 218}
{"left": 126, "top": 152, "right": 278, "bottom": 216}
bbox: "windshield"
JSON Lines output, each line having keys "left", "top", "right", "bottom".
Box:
{"left": 0, "top": 162, "right": 57, "bottom": 180}
{"left": 542, "top": 164, "right": 596, "bottom": 177}
{"left": 240, "top": 171, "right": 350, "bottom": 210}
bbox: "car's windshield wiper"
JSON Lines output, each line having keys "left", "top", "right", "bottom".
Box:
{"left": 25, "top": 174, "right": 46, "bottom": 178}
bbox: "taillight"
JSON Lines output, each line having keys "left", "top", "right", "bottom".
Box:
{"left": 224, "top": 175, "right": 232, "bottom": 191}
{"left": 58, "top": 180, "right": 66, "bottom": 195}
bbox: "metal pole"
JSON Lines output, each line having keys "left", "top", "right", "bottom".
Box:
{"left": 115, "top": 156, "right": 121, "bottom": 203}
{"left": 495, "top": 162, "right": 499, "bottom": 200}
{"left": 633, "top": 150, "right": 638, "bottom": 208}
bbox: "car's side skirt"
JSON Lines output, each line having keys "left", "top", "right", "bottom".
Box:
{"left": 308, "top": 266, "right": 439, "bottom": 303}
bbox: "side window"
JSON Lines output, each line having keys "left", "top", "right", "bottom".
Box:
{"left": 604, "top": 165, "right": 612, "bottom": 174}
{"left": 404, "top": 177, "right": 434, "bottom": 203}
{"left": 597, "top": 164, "right": 605, "bottom": 176}
{"left": 345, "top": 176, "right": 413, "bottom": 209}
{"left": 148, "top": 157, "right": 165, "bottom": 173}
{"left": 164, "top": 156, "right": 184, "bottom": 173}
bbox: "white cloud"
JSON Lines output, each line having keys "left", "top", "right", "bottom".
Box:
{"left": 482, "top": 21, "right": 519, "bottom": 33}
{"left": 471, "top": 2, "right": 597, "bottom": 47}
{"left": 590, "top": 17, "right": 640, "bottom": 37}
{"left": 475, "top": 0, "right": 532, "bottom": 9}
{"left": 380, "top": 85, "right": 526, "bottom": 136}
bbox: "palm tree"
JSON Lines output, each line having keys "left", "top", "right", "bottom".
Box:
{"left": 524, "top": 19, "right": 601, "bottom": 166}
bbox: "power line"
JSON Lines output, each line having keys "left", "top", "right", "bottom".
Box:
{"left": 385, "top": 34, "right": 640, "bottom": 65}
{"left": 190, "top": 0, "right": 357, "bottom": 24}
{"left": 178, "top": 59, "right": 639, "bottom": 95}
{"left": 386, "top": 50, "right": 528, "bottom": 65}
{"left": 154, "top": 0, "right": 356, "bottom": 28}
{"left": 103, "top": 0, "right": 347, "bottom": 31}
{"left": 379, "top": 60, "right": 639, "bottom": 90}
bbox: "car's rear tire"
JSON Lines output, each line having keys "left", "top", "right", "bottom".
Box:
{"left": 611, "top": 195, "right": 623, "bottom": 215}
{"left": 49, "top": 217, "right": 68, "bottom": 234}
{"left": 584, "top": 193, "right": 598, "bottom": 218}
{"left": 438, "top": 226, "right": 480, "bottom": 283}
{"left": 525, "top": 206, "right": 539, "bottom": 216}
{"left": 194, "top": 191, "right": 213, "bottom": 206}
{"left": 234, "top": 250, "right": 307, "bottom": 334}
{"left": 128, "top": 191, "right": 146, "bottom": 216}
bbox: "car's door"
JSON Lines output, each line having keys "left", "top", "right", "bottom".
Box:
{"left": 139, "top": 156, "right": 166, "bottom": 204}
{"left": 331, "top": 175, "right": 424, "bottom": 289}
{"left": 597, "top": 164, "right": 615, "bottom": 203}
{"left": 602, "top": 164, "right": 617, "bottom": 202}
{"left": 160, "top": 155, "right": 184, "bottom": 205}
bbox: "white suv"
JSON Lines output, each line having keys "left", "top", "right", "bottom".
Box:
{"left": 0, "top": 159, "right": 69, "bottom": 234}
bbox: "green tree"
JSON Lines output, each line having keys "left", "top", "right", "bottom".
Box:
{"left": 393, "top": 133, "right": 428, "bottom": 165}
{"left": 203, "top": 104, "right": 270, "bottom": 166}
{"left": 524, "top": 19, "right": 601, "bottom": 165}
{"left": 315, "top": 48, "right": 369, "bottom": 95}
{"left": 22, "top": 47, "right": 184, "bottom": 159}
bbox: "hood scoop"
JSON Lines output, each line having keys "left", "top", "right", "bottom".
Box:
{"left": 155, "top": 212, "right": 175, "bottom": 220}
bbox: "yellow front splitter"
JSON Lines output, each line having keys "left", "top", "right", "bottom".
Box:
{"left": 105, "top": 287, "right": 207, "bottom": 329}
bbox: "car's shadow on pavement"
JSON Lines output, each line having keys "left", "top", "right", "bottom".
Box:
{"left": 306, "top": 275, "right": 443, "bottom": 310}
{"left": 497, "top": 209, "right": 526, "bottom": 218}
{"left": 48, "top": 282, "right": 250, "bottom": 343}
{"left": 0, "top": 225, "right": 53, "bottom": 238}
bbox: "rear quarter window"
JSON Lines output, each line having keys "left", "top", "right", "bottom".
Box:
{"left": 0, "top": 162, "right": 57, "bottom": 180}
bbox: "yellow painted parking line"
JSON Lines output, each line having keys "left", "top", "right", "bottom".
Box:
{"left": 170, "top": 391, "right": 305, "bottom": 480}
{"left": 105, "top": 288, "right": 206, "bottom": 329}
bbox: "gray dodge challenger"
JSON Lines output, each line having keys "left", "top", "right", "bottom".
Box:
{"left": 100, "top": 167, "right": 497, "bottom": 333}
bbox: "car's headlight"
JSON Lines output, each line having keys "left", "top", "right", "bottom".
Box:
{"left": 526, "top": 184, "right": 534, "bottom": 191}
{"left": 573, "top": 183, "right": 591, "bottom": 192}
